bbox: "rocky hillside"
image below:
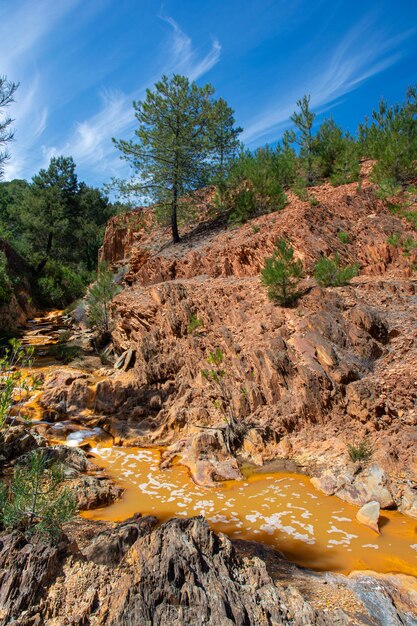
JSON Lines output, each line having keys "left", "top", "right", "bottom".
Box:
{"left": 42, "top": 165, "right": 417, "bottom": 516}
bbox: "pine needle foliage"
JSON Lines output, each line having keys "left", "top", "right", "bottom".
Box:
{"left": 86, "top": 263, "right": 121, "bottom": 335}
{"left": 0, "top": 339, "right": 39, "bottom": 432}
{"left": 313, "top": 254, "right": 359, "bottom": 287}
{"left": 261, "top": 240, "right": 303, "bottom": 306}
{"left": 0, "top": 450, "right": 77, "bottom": 539}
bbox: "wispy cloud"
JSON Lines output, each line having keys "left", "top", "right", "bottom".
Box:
{"left": 40, "top": 14, "right": 222, "bottom": 179}
{"left": 242, "top": 17, "right": 415, "bottom": 143}
{"left": 1, "top": 0, "right": 84, "bottom": 180}
{"left": 159, "top": 14, "right": 221, "bottom": 80}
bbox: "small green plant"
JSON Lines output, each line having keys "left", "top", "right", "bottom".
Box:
{"left": 0, "top": 339, "right": 40, "bottom": 431}
{"left": 201, "top": 349, "right": 248, "bottom": 454}
{"left": 313, "top": 254, "right": 359, "bottom": 287}
{"left": 309, "top": 194, "right": 319, "bottom": 207}
{"left": 347, "top": 439, "right": 373, "bottom": 463}
{"left": 50, "top": 344, "right": 82, "bottom": 364}
{"left": 292, "top": 182, "right": 309, "bottom": 201}
{"left": 187, "top": 313, "right": 204, "bottom": 335}
{"left": 402, "top": 236, "right": 417, "bottom": 257}
{"left": 0, "top": 450, "right": 77, "bottom": 539}
{"left": 261, "top": 239, "right": 303, "bottom": 306}
{"left": 337, "top": 231, "right": 350, "bottom": 244}
{"left": 86, "top": 263, "right": 121, "bottom": 337}
{"left": 387, "top": 233, "right": 401, "bottom": 247}
{"left": 252, "top": 224, "right": 260, "bottom": 234}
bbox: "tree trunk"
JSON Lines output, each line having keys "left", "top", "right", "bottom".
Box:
{"left": 171, "top": 196, "right": 180, "bottom": 244}
{"left": 36, "top": 231, "right": 53, "bottom": 274}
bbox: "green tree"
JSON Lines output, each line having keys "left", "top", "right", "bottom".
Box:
{"left": 286, "top": 95, "right": 316, "bottom": 185}
{"left": 358, "top": 85, "right": 417, "bottom": 186}
{"left": 0, "top": 250, "right": 12, "bottom": 305}
{"left": 261, "top": 239, "right": 303, "bottom": 306}
{"left": 0, "top": 450, "right": 77, "bottom": 539}
{"left": 0, "top": 76, "right": 18, "bottom": 179}
{"left": 313, "top": 118, "right": 360, "bottom": 184}
{"left": 209, "top": 97, "right": 242, "bottom": 182}
{"left": 86, "top": 263, "right": 121, "bottom": 337}
{"left": 113, "top": 74, "right": 241, "bottom": 243}
{"left": 313, "top": 254, "right": 359, "bottom": 287}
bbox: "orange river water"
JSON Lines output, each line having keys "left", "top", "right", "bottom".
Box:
{"left": 18, "top": 311, "right": 417, "bottom": 576}
{"left": 82, "top": 445, "right": 417, "bottom": 576}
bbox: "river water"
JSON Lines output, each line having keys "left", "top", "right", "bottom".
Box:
{"left": 20, "top": 312, "right": 417, "bottom": 576}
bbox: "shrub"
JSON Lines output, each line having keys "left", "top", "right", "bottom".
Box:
{"left": 313, "top": 254, "right": 359, "bottom": 287}
{"left": 228, "top": 188, "right": 257, "bottom": 225}
{"left": 0, "top": 450, "right": 77, "bottom": 539}
{"left": 201, "top": 349, "right": 249, "bottom": 454}
{"left": 261, "top": 239, "right": 303, "bottom": 306}
{"left": 347, "top": 439, "right": 373, "bottom": 463}
{"left": 0, "top": 339, "right": 39, "bottom": 431}
{"left": 337, "top": 232, "right": 350, "bottom": 244}
{"left": 86, "top": 263, "right": 121, "bottom": 337}
{"left": 0, "top": 251, "right": 13, "bottom": 306}
{"left": 402, "top": 236, "right": 417, "bottom": 257}
{"left": 36, "top": 261, "right": 91, "bottom": 308}
{"left": 187, "top": 313, "right": 204, "bottom": 335}
{"left": 387, "top": 233, "right": 401, "bottom": 247}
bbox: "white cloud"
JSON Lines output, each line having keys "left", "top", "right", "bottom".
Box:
{"left": 242, "top": 18, "right": 415, "bottom": 143}
{"left": 39, "top": 14, "right": 222, "bottom": 179}
{"left": 160, "top": 14, "right": 221, "bottom": 80}
{"left": 1, "top": 0, "right": 84, "bottom": 180}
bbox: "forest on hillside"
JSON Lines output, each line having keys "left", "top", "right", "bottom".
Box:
{"left": 0, "top": 73, "right": 416, "bottom": 316}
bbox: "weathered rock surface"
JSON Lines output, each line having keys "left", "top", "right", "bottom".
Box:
{"left": 356, "top": 501, "right": 381, "bottom": 533}
{"left": 39, "top": 170, "right": 417, "bottom": 513}
{"left": 0, "top": 517, "right": 416, "bottom": 626}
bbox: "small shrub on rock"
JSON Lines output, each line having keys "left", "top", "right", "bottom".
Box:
{"left": 187, "top": 313, "right": 203, "bottom": 335}
{"left": 261, "top": 239, "right": 303, "bottom": 306}
{"left": 0, "top": 450, "right": 77, "bottom": 539}
{"left": 86, "top": 263, "right": 121, "bottom": 338}
{"left": 337, "top": 231, "right": 350, "bottom": 244}
{"left": 347, "top": 439, "right": 373, "bottom": 463}
{"left": 313, "top": 254, "right": 359, "bottom": 287}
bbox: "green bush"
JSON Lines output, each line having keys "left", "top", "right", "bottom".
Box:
{"left": 314, "top": 254, "right": 359, "bottom": 287}
{"left": 187, "top": 313, "right": 204, "bottom": 335}
{"left": 0, "top": 450, "right": 77, "bottom": 539}
{"left": 337, "top": 232, "right": 350, "bottom": 244}
{"left": 0, "top": 339, "right": 39, "bottom": 431}
{"left": 402, "top": 236, "right": 417, "bottom": 257}
{"left": 347, "top": 439, "right": 373, "bottom": 463}
{"left": 0, "top": 251, "right": 13, "bottom": 306}
{"left": 87, "top": 263, "right": 121, "bottom": 336}
{"left": 36, "top": 261, "right": 91, "bottom": 308}
{"left": 261, "top": 239, "right": 303, "bottom": 306}
{"left": 387, "top": 233, "right": 401, "bottom": 247}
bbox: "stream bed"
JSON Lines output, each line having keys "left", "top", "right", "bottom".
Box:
{"left": 20, "top": 312, "right": 417, "bottom": 577}
{"left": 83, "top": 445, "right": 417, "bottom": 576}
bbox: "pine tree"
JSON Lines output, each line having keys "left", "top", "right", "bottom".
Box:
{"left": 287, "top": 95, "right": 316, "bottom": 185}
{"left": 0, "top": 450, "right": 77, "bottom": 539}
{"left": 113, "top": 75, "right": 241, "bottom": 243}
{"left": 261, "top": 240, "right": 303, "bottom": 306}
{"left": 209, "top": 97, "right": 242, "bottom": 182}
{"left": 0, "top": 76, "right": 18, "bottom": 179}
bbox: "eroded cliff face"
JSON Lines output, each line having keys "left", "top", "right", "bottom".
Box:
{"left": 41, "top": 167, "right": 417, "bottom": 512}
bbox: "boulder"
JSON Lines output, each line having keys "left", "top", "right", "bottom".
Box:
{"left": 356, "top": 501, "right": 380, "bottom": 533}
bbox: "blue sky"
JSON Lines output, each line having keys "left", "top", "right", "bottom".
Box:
{"left": 1, "top": 0, "right": 417, "bottom": 188}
